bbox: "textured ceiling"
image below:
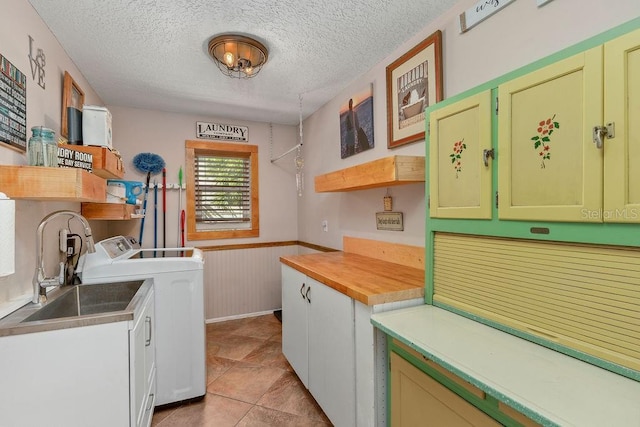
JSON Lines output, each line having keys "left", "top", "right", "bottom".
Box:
{"left": 28, "top": 0, "right": 458, "bottom": 125}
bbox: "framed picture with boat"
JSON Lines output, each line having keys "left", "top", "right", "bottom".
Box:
{"left": 386, "top": 30, "right": 443, "bottom": 148}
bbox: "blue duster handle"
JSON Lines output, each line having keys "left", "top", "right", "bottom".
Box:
{"left": 133, "top": 153, "right": 165, "bottom": 246}
{"left": 139, "top": 172, "right": 151, "bottom": 244}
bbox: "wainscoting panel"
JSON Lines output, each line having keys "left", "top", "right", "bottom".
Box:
{"left": 203, "top": 244, "right": 303, "bottom": 320}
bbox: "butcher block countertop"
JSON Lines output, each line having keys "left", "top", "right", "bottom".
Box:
{"left": 280, "top": 251, "right": 424, "bottom": 306}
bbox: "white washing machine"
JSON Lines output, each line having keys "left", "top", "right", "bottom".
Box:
{"left": 78, "top": 236, "right": 206, "bottom": 407}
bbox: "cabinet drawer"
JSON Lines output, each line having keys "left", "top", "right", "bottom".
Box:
{"left": 393, "top": 339, "right": 485, "bottom": 399}
{"left": 391, "top": 339, "right": 542, "bottom": 427}
{"left": 390, "top": 351, "right": 500, "bottom": 427}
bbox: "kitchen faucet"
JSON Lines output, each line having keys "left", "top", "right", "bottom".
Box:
{"left": 32, "top": 210, "right": 96, "bottom": 304}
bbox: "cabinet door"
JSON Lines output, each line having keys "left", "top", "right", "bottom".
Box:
{"left": 307, "top": 277, "right": 356, "bottom": 427}
{"left": 498, "top": 47, "right": 603, "bottom": 222}
{"left": 281, "top": 265, "right": 309, "bottom": 387}
{"left": 390, "top": 352, "right": 500, "bottom": 427}
{"left": 130, "top": 290, "right": 154, "bottom": 427}
{"left": 604, "top": 28, "right": 640, "bottom": 223}
{"left": 430, "top": 90, "right": 493, "bottom": 219}
{"left": 144, "top": 290, "right": 156, "bottom": 390}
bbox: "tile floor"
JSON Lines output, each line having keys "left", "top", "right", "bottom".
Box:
{"left": 151, "top": 313, "right": 332, "bottom": 426}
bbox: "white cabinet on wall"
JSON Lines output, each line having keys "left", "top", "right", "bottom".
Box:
{"left": 281, "top": 265, "right": 356, "bottom": 427}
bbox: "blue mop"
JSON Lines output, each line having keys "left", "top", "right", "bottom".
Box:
{"left": 133, "top": 152, "right": 165, "bottom": 246}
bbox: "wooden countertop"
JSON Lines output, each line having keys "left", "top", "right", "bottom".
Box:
{"left": 280, "top": 251, "right": 424, "bottom": 306}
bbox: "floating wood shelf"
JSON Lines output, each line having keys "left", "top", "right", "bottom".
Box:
{"left": 81, "top": 203, "right": 142, "bottom": 220}
{"left": 0, "top": 166, "right": 106, "bottom": 202}
{"left": 314, "top": 155, "right": 425, "bottom": 192}
{"left": 61, "top": 145, "right": 125, "bottom": 179}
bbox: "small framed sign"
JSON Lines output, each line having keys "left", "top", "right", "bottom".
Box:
{"left": 376, "top": 212, "right": 404, "bottom": 231}
{"left": 196, "top": 122, "right": 249, "bottom": 142}
{"left": 459, "top": 0, "right": 516, "bottom": 33}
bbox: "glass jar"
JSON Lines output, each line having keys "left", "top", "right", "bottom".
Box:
{"left": 28, "top": 126, "right": 58, "bottom": 167}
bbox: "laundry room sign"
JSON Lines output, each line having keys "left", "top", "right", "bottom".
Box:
{"left": 196, "top": 122, "right": 249, "bottom": 142}
{"left": 459, "top": 0, "right": 516, "bottom": 33}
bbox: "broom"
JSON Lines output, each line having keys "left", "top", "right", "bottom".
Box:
{"left": 133, "top": 152, "right": 165, "bottom": 246}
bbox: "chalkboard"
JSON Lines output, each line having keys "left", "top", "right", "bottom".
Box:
{"left": 0, "top": 54, "right": 27, "bottom": 151}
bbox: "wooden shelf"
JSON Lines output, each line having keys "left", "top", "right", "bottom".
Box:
{"left": 314, "top": 155, "right": 425, "bottom": 192}
{"left": 81, "top": 203, "right": 142, "bottom": 220}
{"left": 61, "top": 145, "right": 125, "bottom": 179}
{"left": 0, "top": 166, "right": 106, "bottom": 202}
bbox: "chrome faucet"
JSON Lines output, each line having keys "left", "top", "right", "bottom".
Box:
{"left": 32, "top": 210, "right": 96, "bottom": 304}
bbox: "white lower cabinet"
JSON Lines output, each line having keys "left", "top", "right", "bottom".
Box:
{"left": 0, "top": 284, "right": 156, "bottom": 427}
{"left": 282, "top": 265, "right": 355, "bottom": 427}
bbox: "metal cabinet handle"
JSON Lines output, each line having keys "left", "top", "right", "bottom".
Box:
{"left": 482, "top": 148, "right": 495, "bottom": 167}
{"left": 593, "top": 122, "right": 615, "bottom": 149}
{"left": 300, "top": 283, "right": 306, "bottom": 300}
{"left": 145, "top": 316, "right": 152, "bottom": 346}
{"left": 305, "top": 286, "right": 311, "bottom": 303}
{"left": 145, "top": 393, "right": 154, "bottom": 411}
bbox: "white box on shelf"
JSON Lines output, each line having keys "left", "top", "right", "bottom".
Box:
{"left": 83, "top": 105, "right": 112, "bottom": 148}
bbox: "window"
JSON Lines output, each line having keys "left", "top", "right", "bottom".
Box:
{"left": 186, "top": 140, "right": 259, "bottom": 240}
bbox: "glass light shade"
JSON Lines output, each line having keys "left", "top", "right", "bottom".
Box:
{"left": 208, "top": 34, "right": 268, "bottom": 79}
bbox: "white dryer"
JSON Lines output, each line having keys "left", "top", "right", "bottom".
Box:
{"left": 78, "top": 236, "right": 205, "bottom": 407}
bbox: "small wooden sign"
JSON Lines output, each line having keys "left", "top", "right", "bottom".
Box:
{"left": 376, "top": 212, "right": 404, "bottom": 231}
{"left": 459, "top": 0, "right": 516, "bottom": 33}
{"left": 196, "top": 121, "right": 248, "bottom": 142}
{"left": 58, "top": 146, "right": 93, "bottom": 172}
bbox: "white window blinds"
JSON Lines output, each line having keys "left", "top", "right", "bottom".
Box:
{"left": 194, "top": 153, "right": 251, "bottom": 228}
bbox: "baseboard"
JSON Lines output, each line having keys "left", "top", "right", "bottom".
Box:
{"left": 205, "top": 309, "right": 282, "bottom": 323}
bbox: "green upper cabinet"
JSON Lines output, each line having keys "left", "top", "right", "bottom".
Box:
{"left": 603, "top": 28, "right": 640, "bottom": 223}
{"left": 498, "top": 27, "right": 640, "bottom": 223}
{"left": 429, "top": 90, "right": 493, "bottom": 219}
{"left": 498, "top": 46, "right": 604, "bottom": 222}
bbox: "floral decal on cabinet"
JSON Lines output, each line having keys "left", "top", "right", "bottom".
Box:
{"left": 450, "top": 139, "right": 466, "bottom": 178}
{"left": 531, "top": 115, "right": 559, "bottom": 168}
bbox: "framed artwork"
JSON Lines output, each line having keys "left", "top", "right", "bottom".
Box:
{"left": 339, "top": 83, "right": 374, "bottom": 159}
{"left": 61, "top": 71, "right": 84, "bottom": 138}
{"left": 386, "top": 30, "right": 443, "bottom": 149}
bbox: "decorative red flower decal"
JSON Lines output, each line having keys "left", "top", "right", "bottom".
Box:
{"left": 531, "top": 115, "right": 559, "bottom": 168}
{"left": 450, "top": 139, "right": 466, "bottom": 178}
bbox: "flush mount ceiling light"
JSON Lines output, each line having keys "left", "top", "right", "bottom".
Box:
{"left": 208, "top": 34, "right": 268, "bottom": 79}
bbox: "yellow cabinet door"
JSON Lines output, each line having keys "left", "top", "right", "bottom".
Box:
{"left": 604, "top": 28, "right": 640, "bottom": 223}
{"left": 429, "top": 90, "right": 492, "bottom": 219}
{"left": 390, "top": 352, "right": 500, "bottom": 427}
{"left": 498, "top": 47, "right": 603, "bottom": 222}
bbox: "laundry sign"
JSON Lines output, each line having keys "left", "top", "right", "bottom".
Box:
{"left": 196, "top": 121, "right": 249, "bottom": 142}
{"left": 57, "top": 146, "right": 93, "bottom": 172}
{"left": 459, "top": 0, "right": 516, "bottom": 33}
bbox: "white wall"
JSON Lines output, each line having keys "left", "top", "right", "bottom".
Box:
{"left": 299, "top": 0, "right": 640, "bottom": 250}
{"left": 0, "top": 0, "right": 105, "bottom": 315}
{"left": 106, "top": 106, "right": 300, "bottom": 247}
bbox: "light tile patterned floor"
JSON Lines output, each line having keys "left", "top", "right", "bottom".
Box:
{"left": 152, "top": 314, "right": 332, "bottom": 426}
